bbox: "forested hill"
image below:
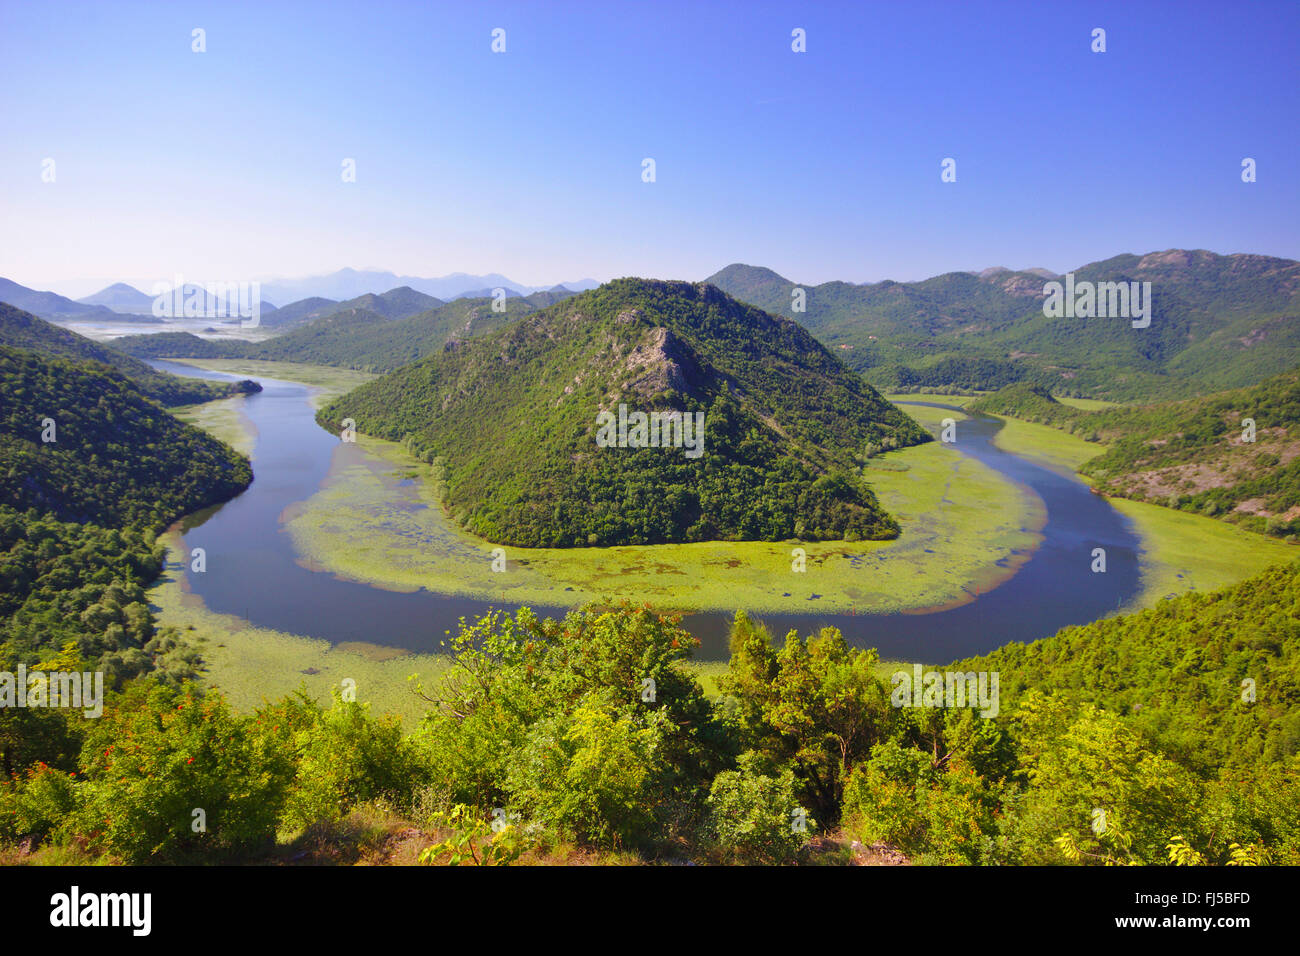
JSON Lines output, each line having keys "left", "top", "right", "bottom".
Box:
{"left": 970, "top": 369, "right": 1300, "bottom": 537}
{"left": 0, "top": 303, "right": 256, "bottom": 406}
{"left": 319, "top": 278, "right": 930, "bottom": 548}
{"left": 708, "top": 250, "right": 1300, "bottom": 401}
{"left": 0, "top": 345, "right": 252, "bottom": 528}
{"left": 105, "top": 331, "right": 235, "bottom": 360}
{"left": 112, "top": 292, "right": 561, "bottom": 373}
{"left": 956, "top": 558, "right": 1300, "bottom": 775}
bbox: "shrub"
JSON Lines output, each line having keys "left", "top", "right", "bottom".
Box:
{"left": 707, "top": 752, "right": 810, "bottom": 864}
{"left": 282, "top": 695, "right": 427, "bottom": 830}
{"left": 506, "top": 698, "right": 664, "bottom": 847}
{"left": 0, "top": 762, "right": 78, "bottom": 845}
{"left": 74, "top": 681, "right": 294, "bottom": 863}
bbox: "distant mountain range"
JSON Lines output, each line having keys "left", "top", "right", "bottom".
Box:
{"left": 9, "top": 249, "right": 1298, "bottom": 403}
{"left": 113, "top": 289, "right": 578, "bottom": 369}
{"left": 0, "top": 270, "right": 595, "bottom": 330}
{"left": 0, "top": 277, "right": 157, "bottom": 323}
{"left": 250, "top": 268, "right": 600, "bottom": 305}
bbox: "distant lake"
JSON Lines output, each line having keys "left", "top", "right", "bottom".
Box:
{"left": 153, "top": 362, "right": 1141, "bottom": 663}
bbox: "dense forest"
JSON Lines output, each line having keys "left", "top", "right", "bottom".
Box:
{"left": 0, "top": 347, "right": 253, "bottom": 527}
{"left": 0, "top": 339, "right": 255, "bottom": 788}
{"left": 0, "top": 304, "right": 256, "bottom": 406}
{"left": 970, "top": 369, "right": 1300, "bottom": 536}
{"left": 319, "top": 279, "right": 930, "bottom": 547}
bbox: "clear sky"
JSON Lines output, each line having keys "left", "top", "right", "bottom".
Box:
{"left": 1, "top": 0, "right": 1297, "bottom": 293}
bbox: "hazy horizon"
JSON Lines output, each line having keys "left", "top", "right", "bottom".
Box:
{"left": 16, "top": 242, "right": 1300, "bottom": 304}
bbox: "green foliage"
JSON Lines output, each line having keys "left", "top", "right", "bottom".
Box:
{"left": 0, "top": 509, "right": 203, "bottom": 779}
{"left": 842, "top": 744, "right": 998, "bottom": 865}
{"left": 417, "top": 803, "right": 526, "bottom": 865}
{"left": 73, "top": 681, "right": 294, "bottom": 863}
{"left": 706, "top": 751, "right": 811, "bottom": 863}
{"left": 506, "top": 698, "right": 664, "bottom": 846}
{"left": 958, "top": 560, "right": 1300, "bottom": 773}
{"left": 1008, "top": 699, "right": 1206, "bottom": 865}
{"left": 321, "top": 280, "right": 928, "bottom": 547}
{"left": 0, "top": 762, "right": 78, "bottom": 844}
{"left": 0, "top": 303, "right": 252, "bottom": 405}
{"left": 0, "top": 347, "right": 252, "bottom": 527}
{"left": 415, "top": 604, "right": 726, "bottom": 849}
{"left": 1, "top": 580, "right": 1298, "bottom": 864}
{"left": 281, "top": 694, "right": 428, "bottom": 830}
{"left": 721, "top": 611, "right": 895, "bottom": 824}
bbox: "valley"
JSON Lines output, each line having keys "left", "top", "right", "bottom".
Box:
{"left": 4, "top": 0, "right": 1299, "bottom": 892}
{"left": 144, "top": 358, "right": 1293, "bottom": 713}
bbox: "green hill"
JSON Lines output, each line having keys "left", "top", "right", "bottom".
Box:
{"left": 707, "top": 250, "right": 1300, "bottom": 401}
{"left": 0, "top": 345, "right": 252, "bottom": 528}
{"left": 957, "top": 558, "right": 1300, "bottom": 774}
{"left": 114, "top": 293, "right": 567, "bottom": 373}
{"left": 257, "top": 296, "right": 340, "bottom": 328}
{"left": 970, "top": 369, "right": 1300, "bottom": 536}
{"left": 0, "top": 304, "right": 255, "bottom": 406}
{"left": 101, "top": 330, "right": 237, "bottom": 360}
{"left": 330, "top": 285, "right": 443, "bottom": 319}
{"left": 258, "top": 286, "right": 444, "bottom": 329}
{"left": 319, "top": 279, "right": 930, "bottom": 547}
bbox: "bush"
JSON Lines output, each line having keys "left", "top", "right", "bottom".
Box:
{"left": 282, "top": 695, "right": 427, "bottom": 830}
{"left": 506, "top": 698, "right": 664, "bottom": 847}
{"left": 707, "top": 752, "right": 811, "bottom": 864}
{"left": 74, "top": 681, "right": 294, "bottom": 863}
{"left": 842, "top": 740, "right": 1002, "bottom": 865}
{"left": 0, "top": 762, "right": 78, "bottom": 844}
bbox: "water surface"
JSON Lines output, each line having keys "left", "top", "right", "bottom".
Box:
{"left": 154, "top": 362, "right": 1141, "bottom": 662}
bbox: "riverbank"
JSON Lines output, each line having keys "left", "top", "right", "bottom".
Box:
{"left": 973, "top": 407, "right": 1297, "bottom": 604}
{"left": 144, "top": 359, "right": 1295, "bottom": 720}
{"left": 278, "top": 399, "right": 1042, "bottom": 616}
{"left": 159, "top": 358, "right": 1293, "bottom": 621}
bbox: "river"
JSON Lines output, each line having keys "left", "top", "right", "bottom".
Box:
{"left": 153, "top": 361, "right": 1141, "bottom": 663}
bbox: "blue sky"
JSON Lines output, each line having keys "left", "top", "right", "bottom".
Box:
{"left": 1, "top": 0, "right": 1297, "bottom": 293}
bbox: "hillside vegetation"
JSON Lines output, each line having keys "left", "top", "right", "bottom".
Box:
{"left": 113, "top": 292, "right": 567, "bottom": 373}
{"left": 5, "top": 566, "right": 1298, "bottom": 864}
{"left": 970, "top": 369, "right": 1300, "bottom": 537}
{"left": 0, "top": 304, "right": 256, "bottom": 406}
{"left": 320, "top": 279, "right": 930, "bottom": 547}
{"left": 957, "top": 559, "right": 1300, "bottom": 776}
{"left": 0, "top": 346, "right": 252, "bottom": 527}
{"left": 708, "top": 250, "right": 1300, "bottom": 402}
{"left": 0, "top": 341, "right": 256, "bottom": 729}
